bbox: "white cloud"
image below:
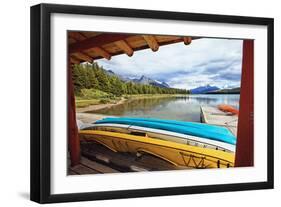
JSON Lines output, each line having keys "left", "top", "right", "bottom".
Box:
{"left": 96, "top": 38, "right": 243, "bottom": 89}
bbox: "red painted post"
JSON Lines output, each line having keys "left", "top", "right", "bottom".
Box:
{"left": 235, "top": 40, "right": 254, "bottom": 167}
{"left": 68, "top": 62, "right": 80, "bottom": 166}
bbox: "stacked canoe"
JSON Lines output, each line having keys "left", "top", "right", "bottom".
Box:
{"left": 79, "top": 117, "right": 236, "bottom": 169}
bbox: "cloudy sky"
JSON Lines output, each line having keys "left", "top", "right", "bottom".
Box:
{"left": 96, "top": 38, "right": 243, "bottom": 90}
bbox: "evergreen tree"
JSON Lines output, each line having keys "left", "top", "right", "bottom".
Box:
{"left": 72, "top": 62, "right": 190, "bottom": 96}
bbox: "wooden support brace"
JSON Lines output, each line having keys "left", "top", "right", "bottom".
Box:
{"left": 142, "top": 35, "right": 159, "bottom": 52}
{"left": 183, "top": 37, "right": 192, "bottom": 45}
{"left": 70, "top": 57, "right": 80, "bottom": 64}
{"left": 114, "top": 40, "right": 134, "bottom": 56}
{"left": 93, "top": 47, "right": 111, "bottom": 60}
{"left": 72, "top": 52, "right": 93, "bottom": 63}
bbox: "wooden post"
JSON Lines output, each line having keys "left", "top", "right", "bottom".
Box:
{"left": 235, "top": 40, "right": 254, "bottom": 167}
{"left": 68, "top": 62, "right": 80, "bottom": 166}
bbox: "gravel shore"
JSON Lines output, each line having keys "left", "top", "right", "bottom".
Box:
{"left": 76, "top": 112, "right": 116, "bottom": 124}
{"left": 76, "top": 98, "right": 126, "bottom": 113}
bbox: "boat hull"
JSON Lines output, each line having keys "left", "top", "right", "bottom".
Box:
{"left": 79, "top": 130, "right": 235, "bottom": 169}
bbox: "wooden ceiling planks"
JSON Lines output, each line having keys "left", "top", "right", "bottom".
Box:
{"left": 101, "top": 43, "right": 123, "bottom": 54}
{"left": 69, "top": 33, "right": 132, "bottom": 54}
{"left": 68, "top": 38, "right": 77, "bottom": 44}
{"left": 68, "top": 32, "right": 87, "bottom": 41}
{"left": 80, "top": 31, "right": 101, "bottom": 38}
{"left": 68, "top": 31, "right": 194, "bottom": 64}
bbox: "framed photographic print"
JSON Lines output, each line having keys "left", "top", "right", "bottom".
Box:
{"left": 30, "top": 3, "right": 274, "bottom": 203}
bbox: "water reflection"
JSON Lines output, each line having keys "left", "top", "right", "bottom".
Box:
{"left": 89, "top": 94, "right": 240, "bottom": 122}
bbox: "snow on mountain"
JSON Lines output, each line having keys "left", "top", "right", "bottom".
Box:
{"left": 134, "top": 75, "right": 170, "bottom": 88}
{"left": 104, "top": 70, "right": 170, "bottom": 88}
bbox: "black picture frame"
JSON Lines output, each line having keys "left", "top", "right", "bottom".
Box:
{"left": 30, "top": 3, "right": 274, "bottom": 204}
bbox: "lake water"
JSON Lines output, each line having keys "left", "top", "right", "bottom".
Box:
{"left": 90, "top": 94, "right": 240, "bottom": 122}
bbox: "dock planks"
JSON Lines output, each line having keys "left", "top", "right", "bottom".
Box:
{"left": 68, "top": 141, "right": 186, "bottom": 175}
{"left": 81, "top": 142, "right": 186, "bottom": 172}
{"left": 69, "top": 163, "right": 100, "bottom": 175}
{"left": 200, "top": 106, "right": 238, "bottom": 136}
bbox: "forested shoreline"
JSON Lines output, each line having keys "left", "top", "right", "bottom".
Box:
{"left": 72, "top": 63, "right": 189, "bottom": 99}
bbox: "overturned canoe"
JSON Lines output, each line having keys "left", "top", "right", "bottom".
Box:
{"left": 218, "top": 104, "right": 239, "bottom": 115}
{"left": 79, "top": 130, "right": 235, "bottom": 168}
{"left": 94, "top": 117, "right": 237, "bottom": 145}
{"left": 83, "top": 123, "right": 235, "bottom": 152}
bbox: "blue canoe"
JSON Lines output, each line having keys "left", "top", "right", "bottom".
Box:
{"left": 94, "top": 117, "right": 237, "bottom": 145}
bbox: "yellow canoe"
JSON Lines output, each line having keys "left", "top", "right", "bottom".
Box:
{"left": 79, "top": 130, "right": 235, "bottom": 169}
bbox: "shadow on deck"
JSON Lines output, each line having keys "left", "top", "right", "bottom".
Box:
{"left": 68, "top": 142, "right": 187, "bottom": 175}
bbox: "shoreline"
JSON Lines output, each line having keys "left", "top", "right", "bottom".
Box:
{"left": 76, "top": 112, "right": 114, "bottom": 123}
{"left": 76, "top": 98, "right": 126, "bottom": 113}
{"left": 76, "top": 94, "right": 188, "bottom": 113}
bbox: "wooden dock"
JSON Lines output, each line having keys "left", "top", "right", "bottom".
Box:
{"left": 68, "top": 141, "right": 187, "bottom": 175}
{"left": 200, "top": 106, "right": 238, "bottom": 136}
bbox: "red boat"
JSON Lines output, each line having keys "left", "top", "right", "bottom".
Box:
{"left": 218, "top": 104, "right": 239, "bottom": 115}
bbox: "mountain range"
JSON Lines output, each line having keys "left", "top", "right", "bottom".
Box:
{"left": 206, "top": 87, "right": 240, "bottom": 94}
{"left": 190, "top": 85, "right": 220, "bottom": 94}
{"left": 190, "top": 84, "right": 240, "bottom": 94}
{"left": 132, "top": 75, "right": 170, "bottom": 88}
{"left": 105, "top": 68, "right": 239, "bottom": 93}
{"left": 105, "top": 69, "right": 170, "bottom": 88}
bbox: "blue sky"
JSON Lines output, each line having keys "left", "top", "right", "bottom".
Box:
{"left": 96, "top": 38, "right": 243, "bottom": 90}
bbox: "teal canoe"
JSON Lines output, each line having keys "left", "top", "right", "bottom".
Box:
{"left": 94, "top": 117, "right": 237, "bottom": 145}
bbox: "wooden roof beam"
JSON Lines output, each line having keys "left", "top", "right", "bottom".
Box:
{"left": 142, "top": 35, "right": 159, "bottom": 52}
{"left": 72, "top": 52, "right": 93, "bottom": 63}
{"left": 69, "top": 33, "right": 132, "bottom": 54}
{"left": 68, "top": 32, "right": 87, "bottom": 41}
{"left": 93, "top": 47, "right": 111, "bottom": 60}
{"left": 70, "top": 57, "right": 80, "bottom": 64}
{"left": 183, "top": 37, "right": 192, "bottom": 45}
{"left": 114, "top": 40, "right": 134, "bottom": 57}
